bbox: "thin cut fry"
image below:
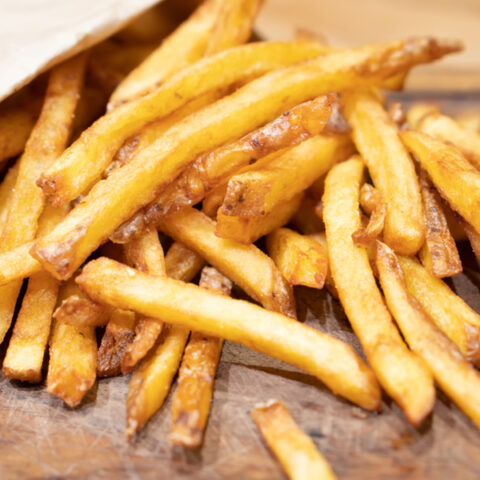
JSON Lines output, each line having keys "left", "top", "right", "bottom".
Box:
{"left": 400, "top": 131, "right": 480, "bottom": 235}
{"left": 418, "top": 112, "right": 480, "bottom": 170}
{"left": 32, "top": 37, "right": 461, "bottom": 281}
{"left": 323, "top": 157, "right": 435, "bottom": 425}
{"left": 252, "top": 400, "right": 337, "bottom": 480}
{"left": 352, "top": 183, "right": 386, "bottom": 247}
{"left": 47, "top": 280, "right": 97, "bottom": 407}
{"left": 158, "top": 207, "right": 296, "bottom": 318}
{"left": 218, "top": 133, "right": 352, "bottom": 217}
{"left": 398, "top": 256, "right": 480, "bottom": 365}
{"left": 343, "top": 89, "right": 425, "bottom": 255}
{"left": 146, "top": 96, "right": 335, "bottom": 220}
{"left": 38, "top": 41, "right": 329, "bottom": 207}
{"left": 215, "top": 192, "right": 303, "bottom": 244}
{"left": 76, "top": 257, "right": 381, "bottom": 411}
{"left": 418, "top": 169, "right": 462, "bottom": 277}
{"left": 165, "top": 242, "right": 205, "bottom": 282}
{"left": 169, "top": 266, "right": 232, "bottom": 448}
{"left": 267, "top": 228, "right": 328, "bottom": 289}
{"left": 376, "top": 241, "right": 480, "bottom": 430}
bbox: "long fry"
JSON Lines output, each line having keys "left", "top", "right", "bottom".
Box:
{"left": 252, "top": 400, "right": 337, "bottom": 480}
{"left": 343, "top": 89, "right": 424, "bottom": 255}
{"left": 376, "top": 241, "right": 480, "bottom": 430}
{"left": 169, "top": 266, "right": 232, "bottom": 448}
{"left": 32, "top": 38, "right": 461, "bottom": 281}
{"left": 76, "top": 257, "right": 381, "bottom": 410}
{"left": 157, "top": 207, "right": 296, "bottom": 318}
{"left": 323, "top": 157, "right": 435, "bottom": 425}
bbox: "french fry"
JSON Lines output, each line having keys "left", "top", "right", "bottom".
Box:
{"left": 343, "top": 89, "right": 425, "bottom": 255}
{"left": 158, "top": 207, "right": 296, "bottom": 318}
{"left": 267, "top": 228, "right": 327, "bottom": 289}
{"left": 218, "top": 133, "right": 352, "bottom": 217}
{"left": 456, "top": 111, "right": 480, "bottom": 134}
{"left": 47, "top": 280, "right": 97, "bottom": 407}
{"left": 418, "top": 112, "right": 480, "bottom": 170}
{"left": 97, "top": 309, "right": 136, "bottom": 378}
{"left": 252, "top": 400, "right": 337, "bottom": 480}
{"left": 0, "top": 54, "right": 86, "bottom": 343}
{"left": 398, "top": 256, "right": 480, "bottom": 365}
{"left": 77, "top": 257, "right": 381, "bottom": 411}
{"left": 290, "top": 196, "right": 324, "bottom": 235}
{"left": 146, "top": 96, "right": 335, "bottom": 220}
{"left": 215, "top": 192, "right": 303, "bottom": 244}
{"left": 376, "top": 241, "right": 480, "bottom": 430}
{"left": 323, "top": 157, "right": 435, "bottom": 425}
{"left": 307, "top": 233, "right": 338, "bottom": 298}
{"left": 38, "top": 42, "right": 329, "bottom": 207}
{"left": 352, "top": 183, "right": 386, "bottom": 247}
{"left": 418, "top": 169, "right": 462, "bottom": 277}
{"left": 400, "top": 131, "right": 480, "bottom": 235}
{"left": 406, "top": 102, "right": 439, "bottom": 129}
{"left": 205, "top": 0, "right": 263, "bottom": 54}
{"left": 54, "top": 293, "right": 110, "bottom": 327}
{"left": 108, "top": 0, "right": 223, "bottom": 109}
{"left": 33, "top": 38, "right": 461, "bottom": 280}
{"left": 169, "top": 266, "right": 232, "bottom": 448}
{"left": 165, "top": 242, "right": 206, "bottom": 282}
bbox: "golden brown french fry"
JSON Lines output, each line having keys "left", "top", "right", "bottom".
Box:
{"left": 376, "top": 241, "right": 480, "bottom": 430}
{"left": 158, "top": 207, "right": 296, "bottom": 318}
{"left": 38, "top": 42, "right": 329, "bottom": 207}
{"left": 205, "top": 0, "right": 262, "bottom": 54}
{"left": 252, "top": 400, "right": 337, "bottom": 480}
{"left": 218, "top": 133, "right": 352, "bottom": 217}
{"left": 54, "top": 294, "right": 111, "bottom": 327}
{"left": 400, "top": 131, "right": 480, "bottom": 235}
{"left": 2, "top": 271, "right": 59, "bottom": 383}
{"left": 169, "top": 266, "right": 232, "bottom": 448}
{"left": 165, "top": 242, "right": 206, "bottom": 282}
{"left": 290, "top": 196, "right": 324, "bottom": 235}
{"left": 406, "top": 102, "right": 439, "bottom": 129}
{"left": 109, "top": 0, "right": 223, "bottom": 108}
{"left": 323, "top": 157, "right": 435, "bottom": 425}
{"left": 47, "top": 280, "right": 97, "bottom": 407}
{"left": 33, "top": 38, "right": 460, "bottom": 280}
{"left": 97, "top": 309, "right": 136, "bottom": 378}
{"left": 398, "top": 256, "right": 480, "bottom": 365}
{"left": 307, "top": 233, "right": 338, "bottom": 298}
{"left": 455, "top": 111, "right": 480, "bottom": 134}
{"left": 0, "top": 163, "right": 19, "bottom": 228}
{"left": 343, "top": 89, "right": 425, "bottom": 255}
{"left": 267, "top": 228, "right": 327, "bottom": 289}
{"left": 418, "top": 112, "right": 480, "bottom": 170}
{"left": 418, "top": 170, "right": 462, "bottom": 277}
{"left": 352, "top": 183, "right": 386, "bottom": 247}
{"left": 215, "top": 192, "right": 303, "bottom": 244}
{"left": 146, "top": 96, "right": 335, "bottom": 220}
{"left": 0, "top": 54, "right": 86, "bottom": 344}
{"left": 77, "top": 257, "right": 381, "bottom": 410}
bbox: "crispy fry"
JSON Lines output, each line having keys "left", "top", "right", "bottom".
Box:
{"left": 418, "top": 170, "right": 462, "bottom": 277}
{"left": 205, "top": 0, "right": 262, "bottom": 54}
{"left": 38, "top": 42, "right": 329, "bottom": 207}
{"left": 406, "top": 102, "right": 439, "bottom": 129}
{"left": 47, "top": 280, "right": 97, "bottom": 407}
{"left": 290, "top": 196, "right": 324, "bottom": 235}
{"left": 343, "top": 89, "right": 425, "bottom": 255}
{"left": 158, "top": 207, "right": 296, "bottom": 318}
{"left": 216, "top": 192, "right": 303, "bottom": 244}
{"left": 352, "top": 183, "right": 386, "bottom": 247}
{"left": 169, "top": 266, "right": 232, "bottom": 448}
{"left": 323, "top": 157, "right": 435, "bottom": 425}
{"left": 376, "top": 241, "right": 480, "bottom": 430}
{"left": 398, "top": 256, "right": 480, "bottom": 365}
{"left": 77, "top": 257, "right": 381, "bottom": 410}
{"left": 418, "top": 112, "right": 480, "bottom": 170}
{"left": 252, "top": 400, "right": 337, "bottom": 480}
{"left": 97, "top": 309, "right": 136, "bottom": 378}
{"left": 307, "top": 233, "right": 338, "bottom": 298}
{"left": 33, "top": 38, "right": 460, "bottom": 280}
{"left": 146, "top": 96, "right": 335, "bottom": 220}
{"left": 2, "top": 271, "right": 59, "bottom": 383}
{"left": 267, "top": 228, "right": 327, "bottom": 289}
{"left": 165, "top": 242, "right": 205, "bottom": 282}
{"left": 0, "top": 54, "right": 86, "bottom": 343}
{"left": 218, "top": 133, "right": 352, "bottom": 217}
{"left": 109, "top": 0, "right": 223, "bottom": 108}
{"left": 400, "top": 131, "right": 480, "bottom": 234}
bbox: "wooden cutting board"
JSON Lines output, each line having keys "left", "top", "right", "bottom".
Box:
{"left": 1, "top": 95, "right": 480, "bottom": 479}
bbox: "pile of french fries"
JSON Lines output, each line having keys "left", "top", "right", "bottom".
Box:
{"left": 2, "top": 0, "right": 480, "bottom": 477}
